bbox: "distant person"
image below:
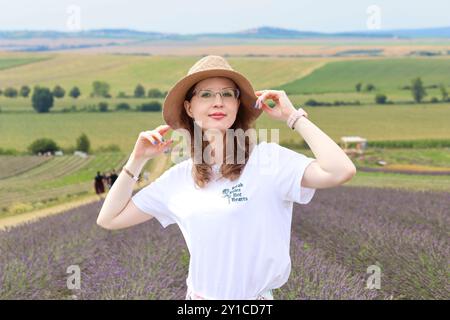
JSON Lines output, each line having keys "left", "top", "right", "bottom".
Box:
{"left": 109, "top": 169, "right": 118, "bottom": 187}
{"left": 103, "top": 172, "right": 111, "bottom": 189}
{"left": 94, "top": 171, "right": 105, "bottom": 196}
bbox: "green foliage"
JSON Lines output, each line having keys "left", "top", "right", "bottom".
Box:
{"left": 147, "top": 88, "right": 165, "bottom": 98}
{"left": 69, "top": 86, "right": 81, "bottom": 99}
{"left": 28, "top": 138, "right": 59, "bottom": 154}
{"left": 32, "top": 86, "right": 54, "bottom": 113}
{"left": 91, "top": 81, "right": 111, "bottom": 98}
{"left": 19, "top": 85, "right": 31, "bottom": 97}
{"left": 4, "top": 87, "right": 18, "bottom": 98}
{"left": 76, "top": 133, "right": 91, "bottom": 154}
{"left": 137, "top": 101, "right": 162, "bottom": 112}
{"left": 98, "top": 102, "right": 109, "bottom": 112}
{"left": 52, "top": 85, "right": 66, "bottom": 98}
{"left": 411, "top": 77, "right": 427, "bottom": 103}
{"left": 134, "top": 84, "right": 145, "bottom": 98}
{"left": 375, "top": 93, "right": 387, "bottom": 104}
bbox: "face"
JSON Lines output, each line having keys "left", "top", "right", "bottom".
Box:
{"left": 184, "top": 77, "right": 240, "bottom": 135}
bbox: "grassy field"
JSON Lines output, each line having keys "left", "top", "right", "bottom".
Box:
{"left": 1, "top": 52, "right": 449, "bottom": 222}
{"left": 279, "top": 57, "right": 450, "bottom": 94}
{"left": 1, "top": 104, "right": 450, "bottom": 154}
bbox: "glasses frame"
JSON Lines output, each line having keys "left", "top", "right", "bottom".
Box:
{"left": 192, "top": 87, "right": 240, "bottom": 102}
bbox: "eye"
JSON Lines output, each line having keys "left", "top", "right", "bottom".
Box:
{"left": 222, "top": 90, "right": 234, "bottom": 97}
{"left": 200, "top": 91, "right": 212, "bottom": 98}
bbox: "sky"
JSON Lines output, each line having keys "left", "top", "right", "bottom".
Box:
{"left": 0, "top": 0, "right": 449, "bottom": 34}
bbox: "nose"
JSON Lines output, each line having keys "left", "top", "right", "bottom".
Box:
{"left": 213, "top": 92, "right": 224, "bottom": 106}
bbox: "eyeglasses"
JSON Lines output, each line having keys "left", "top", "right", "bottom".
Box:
{"left": 192, "top": 88, "right": 240, "bottom": 103}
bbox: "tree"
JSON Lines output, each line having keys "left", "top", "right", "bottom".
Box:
{"left": 98, "top": 102, "right": 109, "bottom": 112}
{"left": 134, "top": 84, "right": 145, "bottom": 98}
{"left": 355, "top": 82, "right": 362, "bottom": 92}
{"left": 52, "top": 85, "right": 66, "bottom": 98}
{"left": 137, "top": 101, "right": 162, "bottom": 112}
{"left": 19, "top": 85, "right": 31, "bottom": 97}
{"left": 116, "top": 102, "right": 130, "bottom": 111}
{"left": 91, "top": 81, "right": 110, "bottom": 98}
{"left": 365, "top": 83, "right": 375, "bottom": 92}
{"left": 4, "top": 87, "right": 18, "bottom": 98}
{"left": 375, "top": 93, "right": 387, "bottom": 104}
{"left": 411, "top": 77, "right": 427, "bottom": 103}
{"left": 69, "top": 86, "right": 81, "bottom": 99}
{"left": 28, "top": 138, "right": 59, "bottom": 155}
{"left": 76, "top": 133, "right": 91, "bottom": 154}
{"left": 148, "top": 88, "right": 164, "bottom": 98}
{"left": 32, "top": 86, "right": 54, "bottom": 113}
{"left": 439, "top": 84, "right": 448, "bottom": 102}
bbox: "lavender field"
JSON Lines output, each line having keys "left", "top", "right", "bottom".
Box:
{"left": 0, "top": 186, "right": 448, "bottom": 300}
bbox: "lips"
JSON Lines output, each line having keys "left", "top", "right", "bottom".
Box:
{"left": 209, "top": 113, "right": 226, "bottom": 119}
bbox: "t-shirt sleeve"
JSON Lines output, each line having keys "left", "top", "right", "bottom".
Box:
{"left": 131, "top": 165, "right": 178, "bottom": 228}
{"left": 267, "top": 142, "right": 317, "bottom": 204}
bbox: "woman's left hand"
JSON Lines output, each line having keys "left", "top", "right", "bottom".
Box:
{"left": 254, "top": 90, "right": 302, "bottom": 122}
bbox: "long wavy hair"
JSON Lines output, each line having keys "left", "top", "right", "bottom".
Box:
{"left": 179, "top": 80, "right": 256, "bottom": 188}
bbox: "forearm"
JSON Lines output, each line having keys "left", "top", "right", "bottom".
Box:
{"left": 293, "top": 116, "right": 356, "bottom": 177}
{"left": 96, "top": 154, "right": 147, "bottom": 226}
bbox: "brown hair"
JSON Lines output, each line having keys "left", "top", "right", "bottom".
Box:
{"left": 180, "top": 80, "right": 256, "bottom": 188}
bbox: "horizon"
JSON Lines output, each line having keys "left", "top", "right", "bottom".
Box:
{"left": 1, "top": 0, "right": 449, "bottom": 34}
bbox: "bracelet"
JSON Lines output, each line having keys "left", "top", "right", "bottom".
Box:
{"left": 287, "top": 108, "right": 308, "bottom": 130}
{"left": 122, "top": 166, "right": 139, "bottom": 182}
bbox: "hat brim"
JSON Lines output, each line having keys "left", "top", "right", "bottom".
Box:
{"left": 163, "top": 69, "right": 262, "bottom": 129}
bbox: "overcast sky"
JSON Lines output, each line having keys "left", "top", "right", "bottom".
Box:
{"left": 1, "top": 0, "right": 449, "bottom": 33}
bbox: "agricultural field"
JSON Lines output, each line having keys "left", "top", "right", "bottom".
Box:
{"left": 0, "top": 185, "right": 447, "bottom": 299}
{"left": 0, "top": 49, "right": 449, "bottom": 300}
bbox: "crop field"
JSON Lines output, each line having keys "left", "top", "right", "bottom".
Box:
{"left": 0, "top": 186, "right": 447, "bottom": 300}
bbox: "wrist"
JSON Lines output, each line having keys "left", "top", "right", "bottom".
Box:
{"left": 286, "top": 107, "right": 308, "bottom": 129}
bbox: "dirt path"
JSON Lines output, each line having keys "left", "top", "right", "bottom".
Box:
{"left": 0, "top": 155, "right": 169, "bottom": 230}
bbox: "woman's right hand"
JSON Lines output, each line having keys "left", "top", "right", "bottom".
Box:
{"left": 131, "top": 125, "right": 173, "bottom": 162}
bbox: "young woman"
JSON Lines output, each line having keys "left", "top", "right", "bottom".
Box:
{"left": 96, "top": 55, "right": 357, "bottom": 300}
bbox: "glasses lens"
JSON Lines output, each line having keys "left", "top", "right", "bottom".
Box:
{"left": 197, "top": 89, "right": 239, "bottom": 102}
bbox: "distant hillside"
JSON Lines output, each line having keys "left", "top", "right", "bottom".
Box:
{"left": 1, "top": 25, "right": 450, "bottom": 40}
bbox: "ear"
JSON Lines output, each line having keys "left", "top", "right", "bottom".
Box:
{"left": 184, "top": 100, "right": 193, "bottom": 118}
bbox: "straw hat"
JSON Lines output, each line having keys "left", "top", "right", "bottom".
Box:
{"left": 163, "top": 55, "right": 263, "bottom": 129}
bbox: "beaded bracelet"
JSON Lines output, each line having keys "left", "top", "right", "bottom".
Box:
{"left": 287, "top": 108, "right": 308, "bottom": 130}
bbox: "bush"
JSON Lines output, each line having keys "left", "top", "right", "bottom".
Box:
{"left": 0, "top": 147, "right": 20, "bottom": 155}
{"left": 305, "top": 99, "right": 319, "bottom": 106}
{"left": 365, "top": 83, "right": 375, "bottom": 92}
{"left": 367, "top": 139, "right": 450, "bottom": 149}
{"left": 98, "top": 102, "right": 109, "bottom": 112}
{"left": 117, "top": 92, "right": 127, "bottom": 98}
{"left": 91, "top": 81, "right": 110, "bottom": 98}
{"left": 147, "top": 88, "right": 165, "bottom": 98}
{"left": 116, "top": 102, "right": 131, "bottom": 111}
{"left": 69, "top": 86, "right": 81, "bottom": 99}
{"left": 32, "top": 87, "right": 54, "bottom": 113}
{"left": 375, "top": 93, "right": 387, "bottom": 104}
{"left": 28, "top": 138, "right": 60, "bottom": 155}
{"left": 20, "top": 85, "right": 31, "bottom": 97}
{"left": 52, "top": 85, "right": 65, "bottom": 98}
{"left": 4, "top": 87, "right": 18, "bottom": 98}
{"left": 134, "top": 84, "right": 146, "bottom": 98}
{"left": 137, "top": 101, "right": 162, "bottom": 112}
{"left": 430, "top": 97, "right": 439, "bottom": 103}
{"left": 76, "top": 133, "right": 91, "bottom": 154}
{"left": 411, "top": 77, "right": 427, "bottom": 103}
{"left": 355, "top": 82, "right": 362, "bottom": 92}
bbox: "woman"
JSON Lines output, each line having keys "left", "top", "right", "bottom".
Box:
{"left": 94, "top": 171, "right": 105, "bottom": 196}
{"left": 96, "top": 55, "right": 357, "bottom": 300}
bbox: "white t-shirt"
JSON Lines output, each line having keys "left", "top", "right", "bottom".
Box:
{"left": 131, "top": 141, "right": 317, "bottom": 299}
